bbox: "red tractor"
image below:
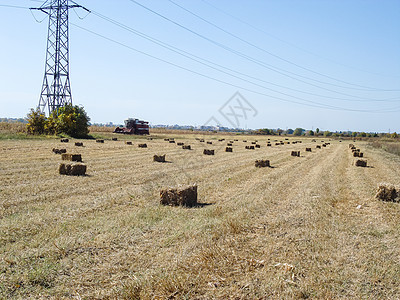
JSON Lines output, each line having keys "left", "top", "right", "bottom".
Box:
{"left": 114, "top": 118, "right": 149, "bottom": 135}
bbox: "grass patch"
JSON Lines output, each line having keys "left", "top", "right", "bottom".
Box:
{"left": 369, "top": 141, "right": 400, "bottom": 156}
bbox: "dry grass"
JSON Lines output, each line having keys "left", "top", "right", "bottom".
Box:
{"left": 1, "top": 134, "right": 400, "bottom": 299}
{"left": 369, "top": 141, "right": 400, "bottom": 157}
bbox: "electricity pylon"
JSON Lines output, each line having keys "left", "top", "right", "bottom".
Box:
{"left": 31, "top": 0, "right": 89, "bottom": 116}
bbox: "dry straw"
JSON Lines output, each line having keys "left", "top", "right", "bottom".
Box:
{"left": 375, "top": 183, "right": 399, "bottom": 202}
{"left": 160, "top": 185, "right": 198, "bottom": 207}
{"left": 59, "top": 163, "right": 86, "bottom": 176}
{"left": 52, "top": 148, "right": 66, "bottom": 154}
{"left": 355, "top": 159, "right": 367, "bottom": 167}
{"left": 61, "top": 153, "right": 82, "bottom": 162}
{"left": 291, "top": 151, "right": 300, "bottom": 157}
{"left": 203, "top": 149, "right": 215, "bottom": 155}
{"left": 255, "top": 159, "right": 270, "bottom": 168}
{"left": 153, "top": 154, "right": 166, "bottom": 162}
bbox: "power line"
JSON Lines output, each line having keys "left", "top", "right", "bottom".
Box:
{"left": 200, "top": 0, "right": 400, "bottom": 80}
{"left": 0, "top": 4, "right": 29, "bottom": 9}
{"left": 91, "top": 10, "right": 400, "bottom": 104}
{"left": 71, "top": 22, "right": 400, "bottom": 113}
{"left": 168, "top": 0, "right": 391, "bottom": 92}
{"left": 129, "top": 0, "right": 400, "bottom": 93}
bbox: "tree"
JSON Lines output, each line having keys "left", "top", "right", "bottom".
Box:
{"left": 391, "top": 132, "right": 399, "bottom": 139}
{"left": 324, "top": 130, "right": 332, "bottom": 137}
{"left": 26, "top": 108, "right": 46, "bottom": 135}
{"left": 308, "top": 130, "right": 314, "bottom": 136}
{"left": 293, "top": 128, "right": 304, "bottom": 136}
{"left": 52, "top": 105, "right": 90, "bottom": 138}
{"left": 316, "top": 128, "right": 320, "bottom": 136}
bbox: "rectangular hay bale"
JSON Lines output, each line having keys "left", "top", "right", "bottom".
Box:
{"left": 61, "top": 153, "right": 82, "bottom": 162}
{"left": 153, "top": 154, "right": 166, "bottom": 162}
{"left": 355, "top": 159, "right": 367, "bottom": 167}
{"left": 160, "top": 185, "right": 198, "bottom": 207}
{"left": 375, "top": 184, "right": 399, "bottom": 202}
{"left": 255, "top": 160, "right": 270, "bottom": 168}
{"left": 203, "top": 149, "right": 215, "bottom": 155}
{"left": 59, "top": 163, "right": 86, "bottom": 176}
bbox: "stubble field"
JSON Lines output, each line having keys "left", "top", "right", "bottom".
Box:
{"left": 1, "top": 133, "right": 400, "bottom": 299}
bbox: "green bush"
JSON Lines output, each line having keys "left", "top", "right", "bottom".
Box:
{"left": 26, "top": 108, "right": 46, "bottom": 135}
{"left": 26, "top": 105, "right": 90, "bottom": 138}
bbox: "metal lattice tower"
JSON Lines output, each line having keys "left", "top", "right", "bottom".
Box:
{"left": 31, "top": 0, "right": 88, "bottom": 116}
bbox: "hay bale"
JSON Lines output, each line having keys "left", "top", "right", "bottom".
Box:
{"left": 355, "top": 159, "right": 367, "bottom": 167}
{"left": 251, "top": 142, "right": 256, "bottom": 145}
{"left": 359, "top": 152, "right": 363, "bottom": 157}
{"left": 96, "top": 139, "right": 104, "bottom": 143}
{"left": 52, "top": 148, "right": 66, "bottom": 154}
{"left": 275, "top": 143, "right": 280, "bottom": 146}
{"left": 160, "top": 185, "right": 198, "bottom": 207}
{"left": 182, "top": 145, "right": 191, "bottom": 150}
{"left": 207, "top": 141, "right": 213, "bottom": 145}
{"left": 164, "top": 138, "right": 169, "bottom": 141}
{"left": 322, "top": 144, "right": 327, "bottom": 147}
{"left": 316, "top": 145, "right": 321, "bottom": 149}
{"left": 245, "top": 145, "right": 255, "bottom": 150}
{"left": 306, "top": 148, "right": 312, "bottom": 152}
{"left": 227, "top": 143, "right": 233, "bottom": 146}
{"left": 169, "top": 140, "right": 176, "bottom": 144}
{"left": 234, "top": 139, "right": 238, "bottom": 141}
{"left": 153, "top": 154, "right": 166, "bottom": 162}
{"left": 200, "top": 139, "right": 205, "bottom": 142}
{"left": 112, "top": 138, "right": 118, "bottom": 141}
{"left": 59, "top": 163, "right": 86, "bottom": 176}
{"left": 291, "top": 151, "right": 300, "bottom": 157}
{"left": 138, "top": 143, "right": 147, "bottom": 148}
{"left": 147, "top": 138, "right": 153, "bottom": 140}
{"left": 243, "top": 140, "right": 247, "bottom": 142}
{"left": 375, "top": 184, "right": 398, "bottom": 202}
{"left": 353, "top": 152, "right": 360, "bottom": 157}
{"left": 177, "top": 142, "right": 184, "bottom": 146}
{"left": 255, "top": 159, "right": 270, "bottom": 168}
{"left": 267, "top": 143, "right": 272, "bottom": 147}
{"left": 225, "top": 147, "right": 233, "bottom": 152}
{"left": 75, "top": 142, "right": 83, "bottom": 147}
{"left": 255, "top": 144, "right": 261, "bottom": 148}
{"left": 125, "top": 141, "right": 132, "bottom": 145}
{"left": 60, "top": 138, "right": 69, "bottom": 143}
{"left": 218, "top": 139, "right": 225, "bottom": 142}
{"left": 203, "top": 149, "right": 215, "bottom": 155}
{"left": 61, "top": 153, "right": 82, "bottom": 162}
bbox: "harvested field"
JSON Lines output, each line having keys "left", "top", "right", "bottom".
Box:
{"left": 1, "top": 135, "right": 400, "bottom": 299}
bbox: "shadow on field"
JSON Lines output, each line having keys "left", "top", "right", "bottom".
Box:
{"left": 195, "top": 202, "right": 214, "bottom": 208}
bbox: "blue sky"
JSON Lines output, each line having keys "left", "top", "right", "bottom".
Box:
{"left": 0, "top": 0, "right": 399, "bottom": 132}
